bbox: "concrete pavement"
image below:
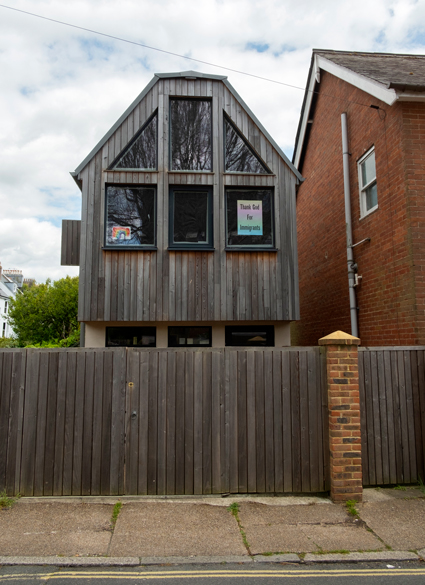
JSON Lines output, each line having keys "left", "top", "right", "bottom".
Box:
{"left": 0, "top": 488, "right": 424, "bottom": 566}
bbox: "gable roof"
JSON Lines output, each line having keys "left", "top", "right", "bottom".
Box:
{"left": 293, "top": 49, "right": 425, "bottom": 170}
{"left": 72, "top": 70, "right": 303, "bottom": 183}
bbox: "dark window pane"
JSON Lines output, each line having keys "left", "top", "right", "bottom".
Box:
{"left": 225, "top": 118, "right": 269, "bottom": 174}
{"left": 106, "top": 186, "right": 155, "bottom": 246}
{"left": 225, "top": 325, "right": 274, "bottom": 347}
{"left": 114, "top": 114, "right": 157, "bottom": 170}
{"left": 106, "top": 327, "right": 156, "bottom": 347}
{"left": 170, "top": 100, "right": 212, "bottom": 170}
{"left": 226, "top": 189, "right": 273, "bottom": 247}
{"left": 168, "top": 326, "right": 212, "bottom": 347}
{"left": 173, "top": 191, "right": 208, "bottom": 243}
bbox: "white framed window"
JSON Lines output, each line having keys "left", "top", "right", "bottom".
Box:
{"left": 358, "top": 147, "right": 378, "bottom": 218}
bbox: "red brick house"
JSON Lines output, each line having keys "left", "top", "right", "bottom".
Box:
{"left": 292, "top": 50, "right": 425, "bottom": 346}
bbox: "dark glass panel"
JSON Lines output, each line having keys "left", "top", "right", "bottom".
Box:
{"left": 173, "top": 191, "right": 208, "bottom": 243}
{"left": 168, "top": 326, "right": 212, "bottom": 347}
{"left": 106, "top": 186, "right": 155, "bottom": 247}
{"left": 106, "top": 327, "right": 156, "bottom": 347}
{"left": 170, "top": 99, "right": 212, "bottom": 170}
{"left": 226, "top": 189, "right": 273, "bottom": 247}
{"left": 225, "top": 118, "right": 268, "bottom": 174}
{"left": 225, "top": 325, "right": 274, "bottom": 347}
{"left": 114, "top": 114, "right": 157, "bottom": 170}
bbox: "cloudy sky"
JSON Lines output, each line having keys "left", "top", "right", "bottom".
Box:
{"left": 1, "top": 0, "right": 425, "bottom": 283}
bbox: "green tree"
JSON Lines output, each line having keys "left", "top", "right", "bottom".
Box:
{"left": 8, "top": 276, "right": 79, "bottom": 347}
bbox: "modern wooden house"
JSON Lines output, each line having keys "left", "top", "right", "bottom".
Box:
{"left": 62, "top": 71, "right": 302, "bottom": 348}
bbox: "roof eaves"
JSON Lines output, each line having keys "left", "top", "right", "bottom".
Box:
{"left": 222, "top": 79, "right": 304, "bottom": 182}
{"left": 293, "top": 52, "right": 317, "bottom": 170}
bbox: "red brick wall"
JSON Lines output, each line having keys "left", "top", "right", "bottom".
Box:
{"left": 293, "top": 71, "right": 424, "bottom": 346}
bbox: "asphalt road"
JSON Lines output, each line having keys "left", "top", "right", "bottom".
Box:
{"left": 1, "top": 563, "right": 425, "bottom": 584}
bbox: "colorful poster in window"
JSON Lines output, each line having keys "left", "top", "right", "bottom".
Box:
{"left": 237, "top": 200, "right": 263, "bottom": 235}
{"left": 112, "top": 226, "right": 131, "bottom": 241}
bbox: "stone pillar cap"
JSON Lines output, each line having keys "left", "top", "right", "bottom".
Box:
{"left": 318, "top": 330, "right": 360, "bottom": 346}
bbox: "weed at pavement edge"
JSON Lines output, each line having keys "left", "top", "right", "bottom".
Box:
{"left": 0, "top": 491, "right": 20, "bottom": 509}
{"left": 110, "top": 500, "right": 123, "bottom": 530}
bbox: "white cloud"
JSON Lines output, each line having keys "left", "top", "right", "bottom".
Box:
{"left": 1, "top": 0, "right": 425, "bottom": 282}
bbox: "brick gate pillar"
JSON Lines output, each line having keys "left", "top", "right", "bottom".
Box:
{"left": 319, "top": 331, "right": 362, "bottom": 502}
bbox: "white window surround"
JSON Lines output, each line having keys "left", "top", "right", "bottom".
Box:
{"left": 358, "top": 147, "right": 378, "bottom": 219}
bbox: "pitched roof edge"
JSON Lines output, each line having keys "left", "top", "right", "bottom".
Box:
{"left": 222, "top": 79, "right": 304, "bottom": 182}
{"left": 292, "top": 50, "right": 399, "bottom": 172}
{"left": 155, "top": 70, "right": 227, "bottom": 80}
{"left": 74, "top": 75, "right": 160, "bottom": 176}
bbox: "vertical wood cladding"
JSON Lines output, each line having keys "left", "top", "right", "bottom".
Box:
{"left": 77, "top": 78, "right": 299, "bottom": 323}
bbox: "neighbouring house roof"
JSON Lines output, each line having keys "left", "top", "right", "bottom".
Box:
{"left": 72, "top": 70, "right": 303, "bottom": 184}
{"left": 293, "top": 49, "right": 425, "bottom": 170}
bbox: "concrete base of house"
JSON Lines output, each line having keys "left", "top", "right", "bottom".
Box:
{"left": 83, "top": 321, "right": 292, "bottom": 348}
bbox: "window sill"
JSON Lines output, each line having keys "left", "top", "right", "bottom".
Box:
{"left": 102, "top": 246, "right": 157, "bottom": 251}
{"left": 169, "top": 170, "right": 214, "bottom": 174}
{"left": 224, "top": 172, "right": 275, "bottom": 177}
{"left": 225, "top": 247, "right": 278, "bottom": 252}
{"left": 359, "top": 205, "right": 378, "bottom": 220}
{"left": 168, "top": 246, "right": 215, "bottom": 251}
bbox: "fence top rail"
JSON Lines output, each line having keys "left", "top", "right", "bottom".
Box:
{"left": 359, "top": 346, "right": 425, "bottom": 352}
{"left": 0, "top": 346, "right": 320, "bottom": 354}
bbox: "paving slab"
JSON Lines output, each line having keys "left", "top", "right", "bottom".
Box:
{"left": 238, "top": 502, "right": 382, "bottom": 555}
{"left": 0, "top": 503, "right": 113, "bottom": 557}
{"left": 304, "top": 551, "right": 419, "bottom": 563}
{"left": 299, "top": 524, "right": 384, "bottom": 552}
{"left": 358, "top": 499, "right": 425, "bottom": 550}
{"left": 109, "top": 502, "right": 247, "bottom": 557}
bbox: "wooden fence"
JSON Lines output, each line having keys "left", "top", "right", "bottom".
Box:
{"left": 359, "top": 347, "right": 425, "bottom": 486}
{"left": 0, "top": 347, "right": 329, "bottom": 497}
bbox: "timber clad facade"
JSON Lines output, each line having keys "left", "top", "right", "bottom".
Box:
{"left": 63, "top": 72, "right": 302, "bottom": 347}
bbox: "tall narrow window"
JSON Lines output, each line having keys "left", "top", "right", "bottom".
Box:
{"left": 224, "top": 116, "right": 270, "bottom": 174}
{"left": 105, "top": 185, "right": 156, "bottom": 248}
{"left": 170, "top": 99, "right": 212, "bottom": 170}
{"left": 358, "top": 147, "right": 378, "bottom": 217}
{"left": 111, "top": 112, "right": 157, "bottom": 170}
{"left": 169, "top": 187, "right": 213, "bottom": 249}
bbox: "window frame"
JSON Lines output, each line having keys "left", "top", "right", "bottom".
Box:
{"left": 104, "top": 184, "right": 157, "bottom": 250}
{"left": 358, "top": 147, "right": 378, "bottom": 218}
{"left": 225, "top": 187, "right": 276, "bottom": 251}
{"left": 168, "top": 185, "right": 214, "bottom": 250}
{"left": 108, "top": 110, "right": 158, "bottom": 171}
{"left": 223, "top": 113, "right": 272, "bottom": 175}
{"left": 105, "top": 326, "right": 156, "bottom": 347}
{"left": 168, "top": 326, "right": 212, "bottom": 347}
{"left": 169, "top": 97, "right": 213, "bottom": 172}
{"left": 225, "top": 325, "right": 275, "bottom": 347}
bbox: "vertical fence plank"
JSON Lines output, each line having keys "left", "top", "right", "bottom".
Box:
{"left": 272, "top": 350, "right": 283, "bottom": 493}
{"left": 255, "top": 351, "right": 266, "bottom": 493}
{"left": 211, "top": 350, "right": 223, "bottom": 493}
{"left": 175, "top": 351, "right": 186, "bottom": 495}
{"left": 290, "top": 351, "right": 301, "bottom": 492}
{"left": 6, "top": 351, "right": 26, "bottom": 496}
{"left": 228, "top": 350, "right": 238, "bottom": 493}
{"left": 237, "top": 351, "right": 247, "bottom": 492}
{"left": 246, "top": 350, "right": 257, "bottom": 493}
{"left": 137, "top": 351, "right": 150, "bottom": 495}
{"left": 110, "top": 347, "right": 126, "bottom": 495}
{"left": 53, "top": 352, "right": 67, "bottom": 495}
{"left": 91, "top": 351, "right": 104, "bottom": 495}
{"left": 44, "top": 352, "right": 59, "bottom": 495}
{"left": 100, "top": 351, "right": 113, "bottom": 495}
{"left": 282, "top": 351, "right": 292, "bottom": 492}
{"left": 377, "top": 351, "right": 389, "bottom": 485}
{"left": 184, "top": 351, "right": 194, "bottom": 494}
{"left": 358, "top": 352, "right": 369, "bottom": 486}
{"left": 0, "top": 352, "right": 12, "bottom": 492}
{"left": 193, "top": 351, "right": 203, "bottom": 494}
{"left": 202, "top": 351, "right": 212, "bottom": 494}
{"left": 166, "top": 351, "right": 176, "bottom": 494}
{"left": 34, "top": 351, "right": 49, "bottom": 496}
{"left": 21, "top": 350, "right": 40, "bottom": 496}
{"left": 147, "top": 351, "right": 158, "bottom": 495}
{"left": 264, "top": 351, "right": 274, "bottom": 493}
{"left": 82, "top": 351, "right": 95, "bottom": 495}
{"left": 308, "top": 349, "right": 320, "bottom": 492}
{"left": 404, "top": 351, "right": 417, "bottom": 482}
{"left": 299, "top": 351, "right": 310, "bottom": 492}
{"left": 384, "top": 351, "right": 397, "bottom": 485}
{"left": 72, "top": 351, "right": 86, "bottom": 495}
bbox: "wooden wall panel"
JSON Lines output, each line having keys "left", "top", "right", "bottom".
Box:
{"left": 61, "top": 220, "right": 81, "bottom": 266}
{"left": 77, "top": 78, "right": 299, "bottom": 323}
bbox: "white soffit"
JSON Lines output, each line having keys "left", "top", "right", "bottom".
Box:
{"left": 317, "top": 55, "right": 398, "bottom": 105}
{"left": 293, "top": 54, "right": 398, "bottom": 170}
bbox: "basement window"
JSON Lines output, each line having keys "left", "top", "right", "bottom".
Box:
{"left": 225, "top": 325, "right": 274, "bottom": 347}
{"left": 106, "top": 327, "right": 156, "bottom": 347}
{"left": 358, "top": 147, "right": 378, "bottom": 217}
{"left": 168, "top": 326, "right": 212, "bottom": 347}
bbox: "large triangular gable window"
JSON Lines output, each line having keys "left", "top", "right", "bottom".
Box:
{"left": 224, "top": 115, "right": 270, "bottom": 174}
{"left": 111, "top": 112, "right": 157, "bottom": 170}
